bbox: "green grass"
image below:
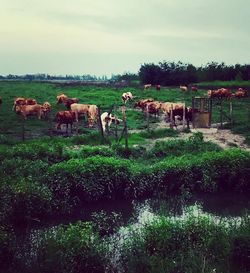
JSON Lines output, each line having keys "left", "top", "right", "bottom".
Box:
{"left": 196, "top": 80, "right": 250, "bottom": 88}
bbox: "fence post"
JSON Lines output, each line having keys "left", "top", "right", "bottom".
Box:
{"left": 183, "top": 102, "right": 186, "bottom": 130}
{"left": 22, "top": 116, "right": 25, "bottom": 141}
{"left": 97, "top": 106, "right": 104, "bottom": 139}
{"left": 220, "top": 99, "right": 223, "bottom": 128}
{"left": 229, "top": 100, "right": 233, "bottom": 126}
{"left": 170, "top": 104, "right": 174, "bottom": 128}
{"left": 146, "top": 104, "right": 150, "bottom": 132}
{"left": 122, "top": 106, "right": 128, "bottom": 150}
{"left": 114, "top": 105, "right": 118, "bottom": 142}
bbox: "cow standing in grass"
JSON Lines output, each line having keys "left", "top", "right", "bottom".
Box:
{"left": 70, "top": 103, "right": 98, "bottom": 127}
{"left": 15, "top": 104, "right": 43, "bottom": 119}
{"left": 101, "top": 112, "right": 122, "bottom": 132}
{"left": 57, "top": 94, "right": 80, "bottom": 109}
{"left": 55, "top": 111, "right": 76, "bottom": 132}
{"left": 122, "top": 92, "right": 133, "bottom": 104}
{"left": 13, "top": 97, "right": 37, "bottom": 111}
{"left": 180, "top": 85, "right": 188, "bottom": 92}
{"left": 144, "top": 84, "right": 152, "bottom": 90}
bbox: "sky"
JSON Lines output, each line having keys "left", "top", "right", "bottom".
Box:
{"left": 0, "top": 0, "right": 250, "bottom": 76}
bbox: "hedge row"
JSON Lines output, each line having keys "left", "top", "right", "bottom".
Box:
{"left": 1, "top": 148, "right": 249, "bottom": 225}
{"left": 40, "top": 149, "right": 250, "bottom": 212}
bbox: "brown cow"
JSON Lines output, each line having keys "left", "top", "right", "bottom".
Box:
{"left": 208, "top": 88, "right": 232, "bottom": 99}
{"left": 234, "top": 88, "right": 247, "bottom": 98}
{"left": 145, "top": 101, "right": 162, "bottom": 116}
{"left": 134, "top": 98, "right": 155, "bottom": 110}
{"left": 87, "top": 105, "right": 98, "bottom": 127}
{"left": 155, "top": 84, "right": 161, "bottom": 90}
{"left": 64, "top": 98, "right": 80, "bottom": 109}
{"left": 15, "top": 104, "right": 43, "bottom": 119}
{"left": 55, "top": 111, "right": 76, "bottom": 132}
{"left": 191, "top": 86, "right": 198, "bottom": 91}
{"left": 13, "top": 97, "right": 37, "bottom": 111}
{"left": 56, "top": 94, "right": 68, "bottom": 103}
{"left": 57, "top": 93, "right": 79, "bottom": 109}
{"left": 165, "top": 105, "right": 196, "bottom": 129}
{"left": 70, "top": 103, "right": 90, "bottom": 123}
{"left": 42, "top": 102, "right": 52, "bottom": 118}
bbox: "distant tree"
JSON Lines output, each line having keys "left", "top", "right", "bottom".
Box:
{"left": 139, "top": 63, "right": 163, "bottom": 84}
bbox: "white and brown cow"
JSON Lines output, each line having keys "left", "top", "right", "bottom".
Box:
{"left": 122, "top": 92, "right": 133, "bottom": 104}
{"left": 100, "top": 112, "right": 122, "bottom": 132}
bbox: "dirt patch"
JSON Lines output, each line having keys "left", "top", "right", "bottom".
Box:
{"left": 134, "top": 115, "right": 250, "bottom": 151}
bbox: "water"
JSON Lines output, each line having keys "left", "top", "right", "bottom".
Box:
{"left": 11, "top": 193, "right": 249, "bottom": 272}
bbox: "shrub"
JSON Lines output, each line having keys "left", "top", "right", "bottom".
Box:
{"left": 0, "top": 158, "right": 49, "bottom": 180}
{"left": 1, "top": 179, "right": 52, "bottom": 226}
{"left": 36, "top": 222, "right": 106, "bottom": 273}
{"left": 44, "top": 156, "right": 132, "bottom": 208}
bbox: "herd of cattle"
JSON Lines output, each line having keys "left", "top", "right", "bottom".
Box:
{"left": 0, "top": 85, "right": 248, "bottom": 133}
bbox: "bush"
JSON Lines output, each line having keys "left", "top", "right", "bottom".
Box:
{"left": 117, "top": 209, "right": 233, "bottom": 273}
{"left": 0, "top": 179, "right": 52, "bottom": 226}
{"left": 0, "top": 158, "right": 49, "bottom": 180}
{"left": 147, "top": 132, "right": 221, "bottom": 159}
{"left": 36, "top": 222, "right": 106, "bottom": 273}
{"left": 43, "top": 156, "right": 132, "bottom": 210}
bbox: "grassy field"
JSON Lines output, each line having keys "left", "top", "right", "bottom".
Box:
{"left": 0, "top": 81, "right": 250, "bottom": 273}
{"left": 0, "top": 81, "right": 249, "bottom": 143}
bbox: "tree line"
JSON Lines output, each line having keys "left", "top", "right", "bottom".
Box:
{"left": 1, "top": 61, "right": 249, "bottom": 85}
{"left": 138, "top": 61, "right": 250, "bottom": 85}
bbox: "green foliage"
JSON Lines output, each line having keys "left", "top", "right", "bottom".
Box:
{"left": 115, "top": 207, "right": 250, "bottom": 273}
{"left": 0, "top": 179, "right": 52, "bottom": 226}
{"left": 36, "top": 222, "right": 106, "bottom": 273}
{"left": 147, "top": 132, "right": 221, "bottom": 160}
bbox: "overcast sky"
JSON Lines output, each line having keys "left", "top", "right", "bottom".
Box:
{"left": 0, "top": 0, "right": 249, "bottom": 76}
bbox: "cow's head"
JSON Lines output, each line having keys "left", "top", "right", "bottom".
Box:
{"left": 57, "top": 94, "right": 67, "bottom": 104}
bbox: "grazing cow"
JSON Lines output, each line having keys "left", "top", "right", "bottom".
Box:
{"left": 234, "top": 88, "right": 247, "bottom": 98}
{"left": 87, "top": 105, "right": 98, "bottom": 127}
{"left": 42, "top": 102, "right": 52, "bottom": 118}
{"left": 101, "top": 112, "right": 122, "bottom": 132}
{"left": 180, "top": 85, "right": 188, "bottom": 92}
{"left": 55, "top": 111, "right": 76, "bottom": 132}
{"left": 70, "top": 103, "right": 90, "bottom": 123}
{"left": 13, "top": 97, "right": 37, "bottom": 111}
{"left": 122, "top": 92, "right": 133, "bottom": 104}
{"left": 144, "top": 84, "right": 152, "bottom": 90}
{"left": 145, "top": 101, "right": 162, "bottom": 116}
{"left": 57, "top": 94, "right": 79, "bottom": 109}
{"left": 64, "top": 98, "right": 80, "bottom": 109}
{"left": 191, "top": 86, "right": 198, "bottom": 92}
{"left": 56, "top": 94, "right": 68, "bottom": 103}
{"left": 134, "top": 98, "right": 154, "bottom": 110}
{"left": 155, "top": 85, "right": 161, "bottom": 90}
{"left": 15, "top": 104, "right": 43, "bottom": 119}
{"left": 208, "top": 88, "right": 232, "bottom": 99}
{"left": 166, "top": 106, "right": 195, "bottom": 129}
{"left": 160, "top": 102, "right": 184, "bottom": 115}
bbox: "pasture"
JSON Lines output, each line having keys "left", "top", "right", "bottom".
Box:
{"left": 0, "top": 81, "right": 249, "bottom": 144}
{"left": 0, "top": 81, "right": 250, "bottom": 273}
